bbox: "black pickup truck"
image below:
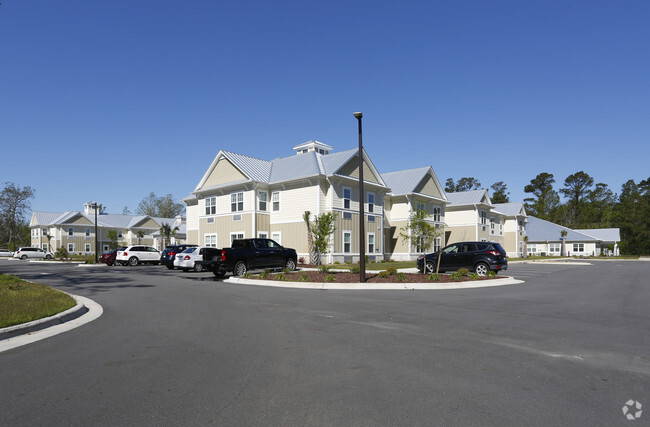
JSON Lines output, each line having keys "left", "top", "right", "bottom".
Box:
{"left": 211, "top": 238, "right": 298, "bottom": 277}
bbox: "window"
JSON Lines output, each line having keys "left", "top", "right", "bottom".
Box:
{"left": 230, "top": 232, "right": 244, "bottom": 244}
{"left": 205, "top": 197, "right": 216, "bottom": 215}
{"left": 549, "top": 243, "right": 561, "bottom": 253}
{"left": 258, "top": 232, "right": 268, "bottom": 239}
{"left": 118, "top": 230, "right": 123, "bottom": 239}
{"left": 85, "top": 228, "right": 91, "bottom": 237}
{"left": 204, "top": 234, "right": 218, "bottom": 248}
{"left": 490, "top": 218, "right": 495, "bottom": 233}
{"left": 368, "top": 233, "right": 375, "bottom": 253}
{"left": 527, "top": 244, "right": 537, "bottom": 254}
{"left": 42, "top": 228, "right": 48, "bottom": 236}
{"left": 258, "top": 191, "right": 268, "bottom": 211}
{"left": 42, "top": 244, "right": 48, "bottom": 250}
{"left": 343, "top": 187, "right": 351, "bottom": 209}
{"left": 573, "top": 243, "right": 584, "bottom": 252}
{"left": 434, "top": 237, "right": 442, "bottom": 252}
{"left": 368, "top": 215, "right": 375, "bottom": 222}
{"left": 271, "top": 232, "right": 281, "bottom": 244}
{"left": 433, "top": 207, "right": 441, "bottom": 222}
{"left": 415, "top": 200, "right": 425, "bottom": 212}
{"left": 231, "top": 192, "right": 244, "bottom": 212}
{"left": 343, "top": 231, "right": 351, "bottom": 253}
{"left": 85, "top": 244, "right": 91, "bottom": 252}
{"left": 480, "top": 210, "right": 487, "bottom": 225}
{"left": 367, "top": 192, "right": 375, "bottom": 213}
{"left": 68, "top": 227, "right": 74, "bottom": 237}
{"left": 68, "top": 243, "right": 75, "bottom": 252}
{"left": 343, "top": 212, "right": 352, "bottom": 220}
{"left": 207, "top": 217, "right": 215, "bottom": 224}
{"left": 272, "top": 191, "right": 280, "bottom": 211}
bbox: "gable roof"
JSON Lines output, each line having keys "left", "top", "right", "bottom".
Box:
{"left": 574, "top": 228, "right": 621, "bottom": 242}
{"left": 526, "top": 216, "right": 597, "bottom": 242}
{"left": 381, "top": 167, "right": 447, "bottom": 202}
{"left": 446, "top": 189, "right": 492, "bottom": 206}
{"left": 493, "top": 202, "right": 527, "bottom": 217}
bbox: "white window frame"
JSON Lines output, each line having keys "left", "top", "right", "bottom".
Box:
{"left": 367, "top": 192, "right": 375, "bottom": 213}
{"left": 230, "top": 232, "right": 245, "bottom": 244}
{"left": 433, "top": 207, "right": 441, "bottom": 222}
{"left": 343, "top": 231, "right": 352, "bottom": 253}
{"left": 343, "top": 187, "right": 351, "bottom": 210}
{"left": 272, "top": 191, "right": 280, "bottom": 212}
{"left": 271, "top": 232, "right": 281, "bottom": 244}
{"left": 204, "top": 234, "right": 218, "bottom": 248}
{"left": 118, "top": 230, "right": 123, "bottom": 239}
{"left": 68, "top": 227, "right": 74, "bottom": 237}
{"left": 42, "top": 228, "right": 48, "bottom": 236}
{"left": 367, "top": 232, "right": 375, "bottom": 253}
{"left": 258, "top": 191, "right": 268, "bottom": 212}
{"left": 85, "top": 228, "right": 91, "bottom": 237}
{"left": 205, "top": 196, "right": 216, "bottom": 215}
{"left": 573, "top": 243, "right": 584, "bottom": 253}
{"left": 480, "top": 210, "right": 487, "bottom": 225}
{"left": 258, "top": 232, "right": 268, "bottom": 239}
{"left": 68, "top": 243, "right": 75, "bottom": 252}
{"left": 85, "top": 243, "right": 91, "bottom": 252}
{"left": 549, "top": 243, "right": 561, "bottom": 253}
{"left": 231, "top": 192, "right": 244, "bottom": 212}
{"left": 434, "top": 237, "right": 442, "bottom": 252}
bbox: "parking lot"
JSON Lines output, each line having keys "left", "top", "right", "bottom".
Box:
{"left": 1, "top": 259, "right": 649, "bottom": 425}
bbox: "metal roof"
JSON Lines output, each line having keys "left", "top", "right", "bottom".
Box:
{"left": 446, "top": 189, "right": 491, "bottom": 206}
{"left": 574, "top": 228, "right": 621, "bottom": 242}
{"left": 222, "top": 151, "right": 272, "bottom": 182}
{"left": 381, "top": 167, "right": 432, "bottom": 196}
{"left": 492, "top": 202, "right": 526, "bottom": 217}
{"left": 526, "top": 216, "right": 596, "bottom": 242}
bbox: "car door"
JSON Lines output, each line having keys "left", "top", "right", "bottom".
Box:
{"left": 146, "top": 246, "right": 160, "bottom": 262}
{"left": 457, "top": 243, "right": 478, "bottom": 269}
{"left": 439, "top": 244, "right": 461, "bottom": 269}
{"left": 250, "top": 239, "right": 272, "bottom": 269}
{"left": 265, "top": 239, "right": 284, "bottom": 267}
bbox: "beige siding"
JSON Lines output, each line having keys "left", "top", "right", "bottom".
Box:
{"left": 269, "top": 221, "right": 309, "bottom": 253}
{"left": 270, "top": 184, "right": 319, "bottom": 223}
{"left": 70, "top": 216, "right": 93, "bottom": 226}
{"left": 203, "top": 158, "right": 247, "bottom": 188}
{"left": 333, "top": 213, "right": 382, "bottom": 254}
{"left": 139, "top": 218, "right": 162, "bottom": 229}
{"left": 415, "top": 175, "right": 443, "bottom": 199}
{"left": 337, "top": 157, "right": 380, "bottom": 184}
{"left": 200, "top": 213, "right": 252, "bottom": 248}
{"left": 446, "top": 225, "right": 477, "bottom": 244}
{"left": 256, "top": 213, "right": 270, "bottom": 234}
{"left": 188, "top": 229, "right": 199, "bottom": 245}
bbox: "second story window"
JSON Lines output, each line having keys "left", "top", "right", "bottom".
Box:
{"left": 343, "top": 187, "right": 351, "bottom": 209}
{"left": 367, "top": 192, "right": 375, "bottom": 213}
{"left": 258, "top": 191, "right": 268, "bottom": 211}
{"left": 85, "top": 228, "right": 91, "bottom": 237}
{"left": 480, "top": 210, "right": 487, "bottom": 225}
{"left": 272, "top": 191, "right": 280, "bottom": 211}
{"left": 231, "top": 192, "right": 244, "bottom": 212}
{"left": 433, "top": 207, "right": 441, "bottom": 222}
{"left": 68, "top": 227, "right": 74, "bottom": 237}
{"left": 205, "top": 197, "right": 216, "bottom": 215}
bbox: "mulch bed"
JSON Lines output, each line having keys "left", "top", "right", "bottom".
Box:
{"left": 245, "top": 269, "right": 499, "bottom": 284}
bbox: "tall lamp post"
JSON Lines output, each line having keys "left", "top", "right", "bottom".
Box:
{"left": 92, "top": 202, "right": 99, "bottom": 264}
{"left": 353, "top": 112, "right": 366, "bottom": 282}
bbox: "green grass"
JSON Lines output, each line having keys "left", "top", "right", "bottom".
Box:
{"left": 0, "top": 274, "right": 77, "bottom": 328}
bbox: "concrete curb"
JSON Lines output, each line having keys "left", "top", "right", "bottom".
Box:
{"left": 0, "top": 294, "right": 89, "bottom": 341}
{"left": 224, "top": 276, "right": 524, "bottom": 290}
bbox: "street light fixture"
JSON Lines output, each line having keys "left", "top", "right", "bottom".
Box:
{"left": 92, "top": 202, "right": 99, "bottom": 263}
{"left": 354, "top": 112, "right": 366, "bottom": 282}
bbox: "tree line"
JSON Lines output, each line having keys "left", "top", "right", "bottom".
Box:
{"left": 446, "top": 172, "right": 649, "bottom": 255}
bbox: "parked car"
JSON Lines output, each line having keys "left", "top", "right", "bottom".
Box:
{"left": 211, "top": 238, "right": 297, "bottom": 277}
{"left": 0, "top": 249, "right": 13, "bottom": 257}
{"left": 160, "top": 244, "right": 198, "bottom": 269}
{"left": 417, "top": 241, "right": 508, "bottom": 276}
{"left": 100, "top": 247, "right": 126, "bottom": 266}
{"left": 12, "top": 247, "right": 54, "bottom": 260}
{"left": 116, "top": 245, "right": 161, "bottom": 266}
{"left": 173, "top": 246, "right": 220, "bottom": 272}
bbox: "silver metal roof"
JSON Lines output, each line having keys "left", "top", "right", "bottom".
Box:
{"left": 574, "top": 228, "right": 621, "bottom": 242}
{"left": 381, "top": 167, "right": 431, "bottom": 196}
{"left": 526, "top": 216, "right": 596, "bottom": 242}
{"left": 492, "top": 202, "right": 526, "bottom": 217}
{"left": 446, "top": 189, "right": 491, "bottom": 206}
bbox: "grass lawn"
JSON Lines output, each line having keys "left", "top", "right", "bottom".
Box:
{"left": 0, "top": 274, "right": 77, "bottom": 328}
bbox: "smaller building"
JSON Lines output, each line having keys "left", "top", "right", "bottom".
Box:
{"left": 525, "top": 216, "right": 620, "bottom": 257}
{"left": 29, "top": 202, "right": 184, "bottom": 254}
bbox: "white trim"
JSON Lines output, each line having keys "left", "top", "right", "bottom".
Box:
{"left": 343, "top": 230, "right": 352, "bottom": 253}
{"left": 271, "top": 232, "right": 281, "bottom": 245}
{"left": 204, "top": 233, "right": 218, "bottom": 247}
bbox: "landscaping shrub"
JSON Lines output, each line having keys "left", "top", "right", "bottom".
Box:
{"left": 428, "top": 273, "right": 440, "bottom": 282}
{"left": 450, "top": 272, "right": 462, "bottom": 280}
{"left": 348, "top": 265, "right": 360, "bottom": 273}
{"left": 386, "top": 266, "right": 398, "bottom": 275}
{"left": 487, "top": 271, "right": 497, "bottom": 278}
{"left": 299, "top": 273, "right": 310, "bottom": 282}
{"left": 318, "top": 265, "right": 330, "bottom": 273}
{"left": 324, "top": 274, "right": 336, "bottom": 282}
{"left": 458, "top": 268, "right": 469, "bottom": 276}
{"left": 469, "top": 273, "right": 480, "bottom": 280}
{"left": 378, "top": 270, "right": 390, "bottom": 278}
{"left": 396, "top": 272, "right": 407, "bottom": 282}
{"left": 275, "top": 273, "right": 286, "bottom": 281}
{"left": 259, "top": 270, "right": 270, "bottom": 279}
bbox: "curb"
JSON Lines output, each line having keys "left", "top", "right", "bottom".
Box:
{"left": 0, "top": 295, "right": 89, "bottom": 341}
{"left": 224, "top": 276, "right": 524, "bottom": 290}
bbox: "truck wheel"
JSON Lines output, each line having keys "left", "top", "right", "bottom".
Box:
{"left": 285, "top": 258, "right": 296, "bottom": 271}
{"left": 234, "top": 261, "right": 247, "bottom": 276}
{"left": 194, "top": 263, "right": 203, "bottom": 272}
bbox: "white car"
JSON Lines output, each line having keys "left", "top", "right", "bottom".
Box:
{"left": 174, "top": 246, "right": 213, "bottom": 272}
{"left": 0, "top": 248, "right": 14, "bottom": 257}
{"left": 116, "top": 245, "right": 161, "bottom": 266}
{"left": 13, "top": 247, "right": 54, "bottom": 260}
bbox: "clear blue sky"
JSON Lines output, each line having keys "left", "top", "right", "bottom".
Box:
{"left": 2, "top": 0, "right": 648, "bottom": 216}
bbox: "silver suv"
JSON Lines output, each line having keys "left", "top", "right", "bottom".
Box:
{"left": 13, "top": 247, "right": 54, "bottom": 260}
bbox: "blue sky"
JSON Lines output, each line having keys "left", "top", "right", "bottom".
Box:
{"left": 2, "top": 0, "right": 648, "bottom": 216}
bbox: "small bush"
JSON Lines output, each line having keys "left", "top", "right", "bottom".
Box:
{"left": 318, "top": 265, "right": 330, "bottom": 273}
{"left": 458, "top": 268, "right": 469, "bottom": 276}
{"left": 55, "top": 247, "right": 69, "bottom": 259}
{"left": 487, "top": 271, "right": 497, "bottom": 278}
{"left": 396, "top": 272, "right": 407, "bottom": 282}
{"left": 242, "top": 272, "right": 252, "bottom": 278}
{"left": 378, "top": 270, "right": 390, "bottom": 278}
{"left": 275, "top": 273, "right": 286, "bottom": 281}
{"left": 428, "top": 273, "right": 440, "bottom": 282}
{"left": 324, "top": 274, "right": 336, "bottom": 282}
{"left": 345, "top": 260, "right": 352, "bottom": 265}
{"left": 282, "top": 267, "right": 290, "bottom": 273}
{"left": 450, "top": 272, "right": 462, "bottom": 280}
{"left": 299, "top": 273, "right": 310, "bottom": 282}
{"left": 259, "top": 270, "right": 270, "bottom": 279}
{"left": 469, "top": 273, "right": 480, "bottom": 280}
{"left": 348, "top": 265, "right": 360, "bottom": 273}
{"left": 334, "top": 261, "right": 340, "bottom": 264}
{"left": 386, "top": 266, "right": 398, "bottom": 276}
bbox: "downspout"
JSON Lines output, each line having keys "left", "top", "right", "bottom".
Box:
{"left": 406, "top": 195, "right": 412, "bottom": 259}
{"left": 252, "top": 183, "right": 258, "bottom": 238}
{"left": 326, "top": 177, "right": 335, "bottom": 264}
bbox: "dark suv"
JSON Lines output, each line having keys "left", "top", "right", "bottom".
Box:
{"left": 417, "top": 241, "right": 508, "bottom": 276}
{"left": 160, "top": 244, "right": 198, "bottom": 269}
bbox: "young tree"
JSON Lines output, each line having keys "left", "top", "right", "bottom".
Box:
{"left": 560, "top": 171, "right": 594, "bottom": 228}
{"left": 302, "top": 211, "right": 317, "bottom": 265}
{"left": 490, "top": 181, "right": 510, "bottom": 204}
{"left": 524, "top": 172, "right": 560, "bottom": 221}
{"left": 304, "top": 211, "right": 337, "bottom": 265}
{"left": 159, "top": 223, "right": 179, "bottom": 250}
{"left": 107, "top": 230, "right": 120, "bottom": 250}
{"left": 0, "top": 182, "right": 35, "bottom": 248}
{"left": 399, "top": 207, "right": 440, "bottom": 255}
{"left": 137, "top": 193, "right": 184, "bottom": 218}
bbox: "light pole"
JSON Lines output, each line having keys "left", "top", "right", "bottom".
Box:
{"left": 354, "top": 112, "right": 366, "bottom": 282}
{"left": 92, "top": 202, "right": 99, "bottom": 263}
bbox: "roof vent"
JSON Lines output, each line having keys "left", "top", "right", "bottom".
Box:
{"left": 292, "top": 140, "right": 333, "bottom": 155}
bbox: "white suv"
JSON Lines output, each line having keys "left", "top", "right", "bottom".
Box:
{"left": 116, "top": 245, "right": 161, "bottom": 266}
{"left": 13, "top": 247, "right": 54, "bottom": 260}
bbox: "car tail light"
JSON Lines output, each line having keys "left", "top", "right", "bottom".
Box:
{"left": 487, "top": 250, "right": 501, "bottom": 256}
{"left": 220, "top": 250, "right": 226, "bottom": 261}
{"left": 123, "top": 252, "right": 127, "bottom": 256}
{"left": 184, "top": 255, "right": 190, "bottom": 260}
{"left": 169, "top": 252, "right": 176, "bottom": 257}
